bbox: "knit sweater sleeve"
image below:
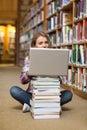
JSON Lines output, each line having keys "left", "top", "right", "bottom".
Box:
{"left": 20, "top": 56, "right": 31, "bottom": 84}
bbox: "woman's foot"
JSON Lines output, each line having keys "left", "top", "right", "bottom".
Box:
{"left": 22, "top": 103, "right": 30, "bottom": 113}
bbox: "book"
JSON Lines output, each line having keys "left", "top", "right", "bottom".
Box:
{"left": 31, "top": 85, "right": 60, "bottom": 89}
{"left": 67, "top": 67, "right": 72, "bottom": 85}
{"left": 31, "top": 81, "right": 60, "bottom": 86}
{"left": 82, "top": 73, "right": 87, "bottom": 92}
{"left": 31, "top": 77, "right": 60, "bottom": 88}
{"left": 73, "top": 44, "right": 76, "bottom": 64}
{"left": 30, "top": 99, "right": 60, "bottom": 107}
{"left": 31, "top": 113, "right": 60, "bottom": 119}
{"left": 30, "top": 107, "right": 61, "bottom": 114}
{"left": 31, "top": 97, "right": 60, "bottom": 102}
{"left": 55, "top": 0, "right": 61, "bottom": 10}
{"left": 32, "top": 95, "right": 61, "bottom": 100}
{"left": 77, "top": 68, "right": 83, "bottom": 90}
{"left": 31, "top": 76, "right": 60, "bottom": 82}
{"left": 84, "top": 48, "right": 87, "bottom": 65}
{"left": 62, "top": 11, "right": 72, "bottom": 26}
{"left": 32, "top": 88, "right": 60, "bottom": 95}
{"left": 72, "top": 71, "right": 75, "bottom": 85}
{"left": 79, "top": 45, "right": 84, "bottom": 64}
{"left": 75, "top": 71, "right": 78, "bottom": 88}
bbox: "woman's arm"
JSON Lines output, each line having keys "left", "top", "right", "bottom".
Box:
{"left": 20, "top": 72, "right": 30, "bottom": 84}
{"left": 20, "top": 56, "right": 31, "bottom": 84}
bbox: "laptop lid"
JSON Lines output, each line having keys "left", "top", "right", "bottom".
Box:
{"left": 29, "top": 48, "right": 69, "bottom": 77}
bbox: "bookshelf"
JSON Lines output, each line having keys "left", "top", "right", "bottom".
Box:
{"left": 7, "top": 26, "right": 16, "bottom": 63}
{"left": 18, "top": 0, "right": 87, "bottom": 99}
{"left": 19, "top": 0, "right": 45, "bottom": 65}
{"left": 0, "top": 30, "right": 4, "bottom": 62}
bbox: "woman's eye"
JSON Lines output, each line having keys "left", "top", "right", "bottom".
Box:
{"left": 39, "top": 42, "right": 42, "bottom": 45}
{"left": 45, "top": 42, "right": 49, "bottom": 44}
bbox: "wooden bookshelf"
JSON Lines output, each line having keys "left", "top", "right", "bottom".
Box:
{"left": 18, "top": 0, "right": 87, "bottom": 98}
{"left": 61, "top": 84, "right": 87, "bottom": 100}
{"left": 19, "top": 0, "right": 45, "bottom": 65}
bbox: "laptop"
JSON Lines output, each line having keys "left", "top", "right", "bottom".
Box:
{"left": 29, "top": 48, "right": 69, "bottom": 77}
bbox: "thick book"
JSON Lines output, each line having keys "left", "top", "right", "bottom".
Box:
{"left": 32, "top": 76, "right": 60, "bottom": 82}
{"left": 32, "top": 95, "right": 61, "bottom": 100}
{"left": 30, "top": 107, "right": 61, "bottom": 114}
{"left": 30, "top": 99, "right": 60, "bottom": 107}
{"left": 79, "top": 45, "right": 84, "bottom": 64}
{"left": 32, "top": 88, "right": 60, "bottom": 95}
{"left": 31, "top": 97, "right": 60, "bottom": 102}
{"left": 62, "top": 11, "right": 72, "bottom": 26}
{"left": 31, "top": 80, "right": 60, "bottom": 86}
{"left": 31, "top": 85, "right": 60, "bottom": 89}
{"left": 31, "top": 113, "right": 60, "bottom": 119}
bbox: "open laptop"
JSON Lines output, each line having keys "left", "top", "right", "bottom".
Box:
{"left": 29, "top": 48, "right": 69, "bottom": 77}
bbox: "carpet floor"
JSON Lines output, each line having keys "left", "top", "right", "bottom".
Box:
{"left": 0, "top": 66, "right": 87, "bottom": 130}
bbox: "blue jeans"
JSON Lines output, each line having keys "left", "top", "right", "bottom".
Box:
{"left": 10, "top": 86, "right": 73, "bottom": 106}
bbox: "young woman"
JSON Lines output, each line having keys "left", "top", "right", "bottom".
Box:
{"left": 10, "top": 32, "right": 73, "bottom": 112}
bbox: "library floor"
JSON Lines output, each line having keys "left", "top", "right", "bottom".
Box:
{"left": 0, "top": 65, "right": 87, "bottom": 130}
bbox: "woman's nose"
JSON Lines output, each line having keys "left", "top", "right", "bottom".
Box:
{"left": 42, "top": 43, "right": 47, "bottom": 48}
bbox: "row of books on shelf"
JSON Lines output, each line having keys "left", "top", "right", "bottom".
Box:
{"left": 30, "top": 76, "right": 61, "bottom": 119}
{"left": 23, "top": 0, "right": 44, "bottom": 24}
{"left": 62, "top": 68, "right": 87, "bottom": 92}
{"left": 67, "top": 45, "right": 87, "bottom": 66}
{"left": 55, "top": 0, "right": 72, "bottom": 10}
{"left": 48, "top": 20, "right": 87, "bottom": 44}
{"left": 30, "top": 0, "right": 44, "bottom": 18}
{"left": 47, "top": 19, "right": 87, "bottom": 44}
{"left": 20, "top": 0, "right": 87, "bottom": 43}
{"left": 73, "top": 44, "right": 87, "bottom": 65}
{"left": 73, "top": 20, "right": 87, "bottom": 42}
{"left": 23, "top": 0, "right": 44, "bottom": 25}
{"left": 20, "top": 25, "right": 43, "bottom": 43}
{"left": 48, "top": 28, "right": 72, "bottom": 46}
{"left": 23, "top": 12, "right": 44, "bottom": 34}
{"left": 26, "top": 10, "right": 44, "bottom": 28}
{"left": 47, "top": 11, "right": 72, "bottom": 30}
{"left": 46, "top": 1, "right": 56, "bottom": 17}
{"left": 46, "top": 0, "right": 72, "bottom": 22}
{"left": 74, "top": 0, "right": 87, "bottom": 20}
{"left": 55, "top": 0, "right": 87, "bottom": 20}
{"left": 20, "top": 23, "right": 44, "bottom": 42}
{"left": 46, "top": 0, "right": 87, "bottom": 25}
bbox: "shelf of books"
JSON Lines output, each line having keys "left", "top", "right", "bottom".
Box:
{"left": 0, "top": 25, "right": 16, "bottom": 63}
{"left": 8, "top": 26, "right": 16, "bottom": 63}
{"left": 19, "top": 0, "right": 45, "bottom": 65}
{"left": 45, "top": 0, "right": 87, "bottom": 99}
{"left": 18, "top": 0, "right": 87, "bottom": 99}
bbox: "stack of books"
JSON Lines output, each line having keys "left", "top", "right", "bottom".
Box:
{"left": 30, "top": 76, "right": 61, "bottom": 119}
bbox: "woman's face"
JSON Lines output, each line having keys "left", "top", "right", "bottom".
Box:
{"left": 35, "top": 36, "right": 49, "bottom": 48}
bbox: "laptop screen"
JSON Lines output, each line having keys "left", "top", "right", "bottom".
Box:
{"left": 29, "top": 48, "right": 69, "bottom": 77}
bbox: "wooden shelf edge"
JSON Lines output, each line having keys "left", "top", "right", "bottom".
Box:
{"left": 61, "top": 84, "right": 87, "bottom": 100}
